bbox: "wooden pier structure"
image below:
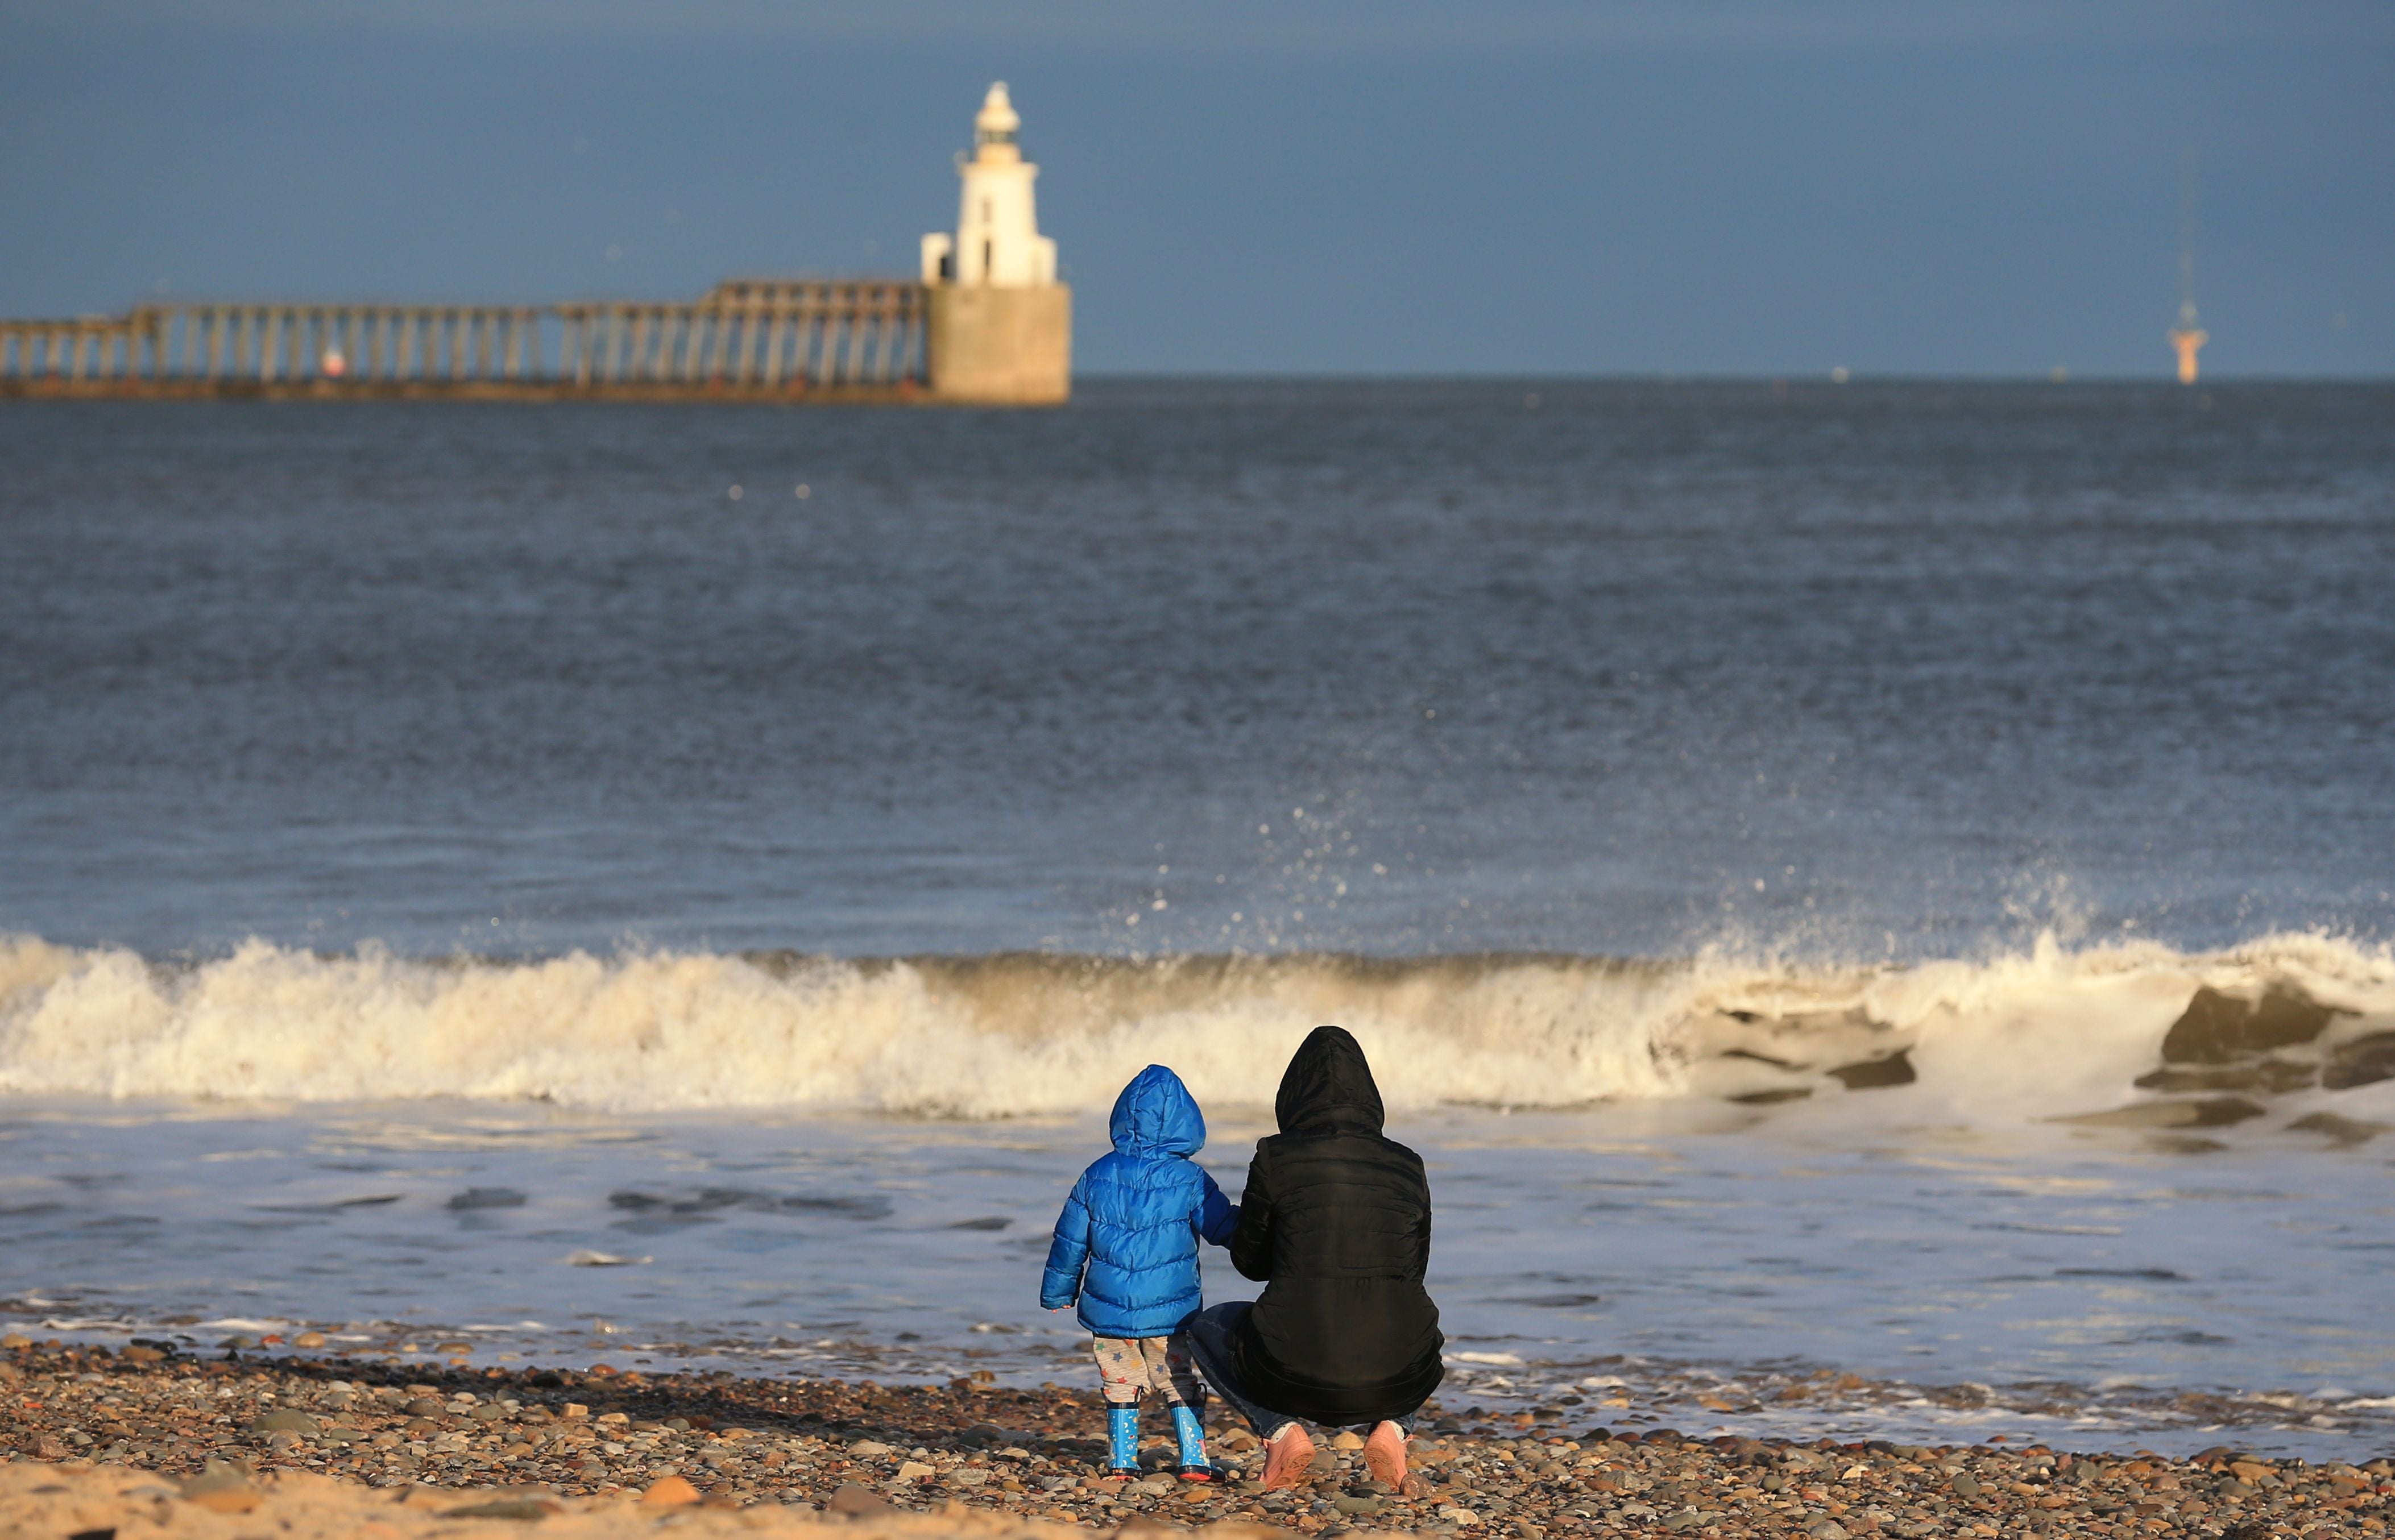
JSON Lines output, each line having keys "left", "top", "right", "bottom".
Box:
{"left": 0, "top": 279, "right": 934, "bottom": 402}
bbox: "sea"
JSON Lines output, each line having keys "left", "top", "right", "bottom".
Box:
{"left": 2, "top": 380, "right": 2390, "bottom": 1459}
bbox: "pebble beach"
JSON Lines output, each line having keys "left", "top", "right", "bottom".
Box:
{"left": 4, "top": 1338, "right": 2388, "bottom": 1539}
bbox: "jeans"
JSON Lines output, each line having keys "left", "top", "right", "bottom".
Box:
{"left": 1179, "top": 1302, "right": 1416, "bottom": 1440}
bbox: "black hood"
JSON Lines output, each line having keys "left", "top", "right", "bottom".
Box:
{"left": 1274, "top": 1024, "right": 1386, "bottom": 1135}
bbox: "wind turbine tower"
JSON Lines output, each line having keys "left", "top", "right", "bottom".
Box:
{"left": 2168, "top": 159, "right": 2207, "bottom": 384}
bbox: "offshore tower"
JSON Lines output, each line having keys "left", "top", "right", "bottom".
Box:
{"left": 2168, "top": 161, "right": 2207, "bottom": 385}
{"left": 2169, "top": 256, "right": 2207, "bottom": 385}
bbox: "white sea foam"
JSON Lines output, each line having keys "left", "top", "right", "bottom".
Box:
{"left": 1, "top": 931, "right": 2389, "bottom": 1118}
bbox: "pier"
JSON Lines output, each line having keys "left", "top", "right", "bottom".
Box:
{"left": 0, "top": 280, "right": 930, "bottom": 402}
{"left": 0, "top": 84, "right": 1069, "bottom": 406}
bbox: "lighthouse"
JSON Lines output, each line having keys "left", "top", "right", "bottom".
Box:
{"left": 919, "top": 83, "right": 1072, "bottom": 404}
{"left": 922, "top": 84, "right": 1058, "bottom": 289}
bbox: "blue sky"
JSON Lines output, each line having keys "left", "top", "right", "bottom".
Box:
{"left": 3, "top": 0, "right": 2389, "bottom": 375}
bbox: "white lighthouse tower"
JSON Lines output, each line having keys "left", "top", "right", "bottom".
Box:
{"left": 922, "top": 84, "right": 1058, "bottom": 288}
{"left": 919, "top": 82, "right": 1071, "bottom": 402}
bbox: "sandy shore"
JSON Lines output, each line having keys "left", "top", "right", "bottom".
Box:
{"left": 2, "top": 1339, "right": 2387, "bottom": 1538}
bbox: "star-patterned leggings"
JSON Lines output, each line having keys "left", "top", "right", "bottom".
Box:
{"left": 1089, "top": 1334, "right": 1205, "bottom": 1408}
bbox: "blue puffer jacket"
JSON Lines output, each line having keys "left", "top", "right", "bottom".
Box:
{"left": 1041, "top": 1065, "right": 1238, "bottom": 1338}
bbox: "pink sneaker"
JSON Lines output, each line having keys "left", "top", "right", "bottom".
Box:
{"left": 1364, "top": 1421, "right": 1408, "bottom": 1487}
{"left": 1260, "top": 1424, "right": 1317, "bottom": 1491}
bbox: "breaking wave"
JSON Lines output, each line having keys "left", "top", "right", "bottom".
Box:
{"left": 1, "top": 931, "right": 2390, "bottom": 1121}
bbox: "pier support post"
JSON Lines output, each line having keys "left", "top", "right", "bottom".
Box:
{"left": 873, "top": 288, "right": 898, "bottom": 383}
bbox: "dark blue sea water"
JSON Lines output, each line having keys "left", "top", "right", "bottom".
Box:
{"left": 4, "top": 381, "right": 2390, "bottom": 961}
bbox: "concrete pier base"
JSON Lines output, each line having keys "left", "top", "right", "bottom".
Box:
{"left": 926, "top": 285, "right": 1071, "bottom": 405}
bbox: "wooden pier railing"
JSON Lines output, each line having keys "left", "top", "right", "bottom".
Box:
{"left": 0, "top": 281, "right": 929, "bottom": 401}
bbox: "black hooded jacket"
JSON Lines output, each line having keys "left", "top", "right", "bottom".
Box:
{"left": 1228, "top": 1026, "right": 1444, "bottom": 1425}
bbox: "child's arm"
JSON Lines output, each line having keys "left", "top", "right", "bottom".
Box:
{"left": 1039, "top": 1178, "right": 1093, "bottom": 1312}
{"left": 1194, "top": 1166, "right": 1239, "bottom": 1247}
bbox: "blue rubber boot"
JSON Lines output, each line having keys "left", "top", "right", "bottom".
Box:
{"left": 1107, "top": 1404, "right": 1141, "bottom": 1474}
{"left": 1171, "top": 1405, "right": 1215, "bottom": 1481}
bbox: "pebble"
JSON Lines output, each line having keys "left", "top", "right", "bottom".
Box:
{"left": 1, "top": 1339, "right": 2390, "bottom": 1539}
{"left": 641, "top": 1473, "right": 702, "bottom": 1506}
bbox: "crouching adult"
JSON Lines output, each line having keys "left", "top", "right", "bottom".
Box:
{"left": 1181, "top": 1024, "right": 1443, "bottom": 1491}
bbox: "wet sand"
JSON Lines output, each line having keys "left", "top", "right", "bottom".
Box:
{"left": 2, "top": 1339, "right": 2387, "bottom": 1538}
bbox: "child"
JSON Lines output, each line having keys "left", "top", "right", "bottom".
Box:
{"left": 1041, "top": 1064, "right": 1239, "bottom": 1481}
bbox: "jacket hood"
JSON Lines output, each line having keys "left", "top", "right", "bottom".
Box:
{"left": 1274, "top": 1024, "right": 1386, "bottom": 1135}
{"left": 1110, "top": 1064, "right": 1207, "bottom": 1158}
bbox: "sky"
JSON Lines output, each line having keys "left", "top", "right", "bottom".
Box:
{"left": 2, "top": 0, "right": 2390, "bottom": 377}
